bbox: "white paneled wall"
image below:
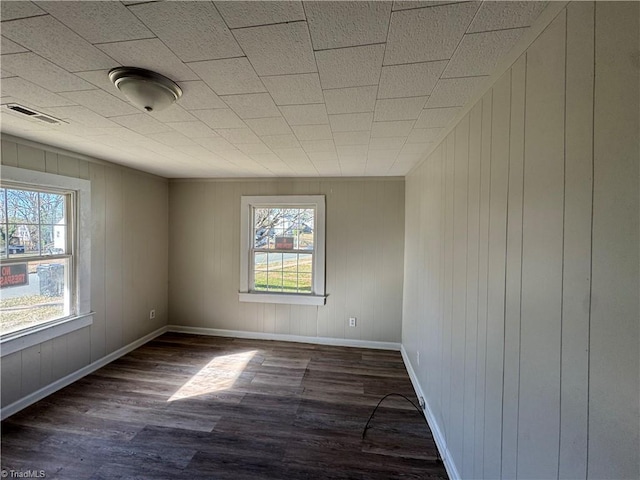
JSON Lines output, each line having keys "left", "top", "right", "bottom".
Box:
{"left": 168, "top": 178, "right": 405, "bottom": 343}
{"left": 402, "top": 3, "right": 639, "bottom": 479}
{"left": 0, "top": 137, "right": 169, "bottom": 409}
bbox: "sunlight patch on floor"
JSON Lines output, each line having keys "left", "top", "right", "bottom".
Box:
{"left": 168, "top": 350, "right": 257, "bottom": 401}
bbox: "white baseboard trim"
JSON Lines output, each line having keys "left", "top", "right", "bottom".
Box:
{"left": 400, "top": 345, "right": 460, "bottom": 480}
{"left": 167, "top": 325, "right": 401, "bottom": 351}
{"left": 1, "top": 326, "right": 168, "bottom": 420}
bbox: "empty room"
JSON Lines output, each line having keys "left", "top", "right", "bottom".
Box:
{"left": 0, "top": 1, "right": 638, "bottom": 479}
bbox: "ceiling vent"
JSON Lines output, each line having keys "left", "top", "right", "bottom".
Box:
{"left": 5, "top": 104, "right": 65, "bottom": 125}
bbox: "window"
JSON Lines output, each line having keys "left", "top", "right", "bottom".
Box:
{"left": 240, "top": 196, "right": 326, "bottom": 306}
{"left": 0, "top": 185, "right": 74, "bottom": 335}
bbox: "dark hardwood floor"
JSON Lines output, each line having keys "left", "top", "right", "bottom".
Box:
{"left": 1, "top": 333, "right": 448, "bottom": 479}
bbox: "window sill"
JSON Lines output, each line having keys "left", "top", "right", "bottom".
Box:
{"left": 239, "top": 292, "right": 326, "bottom": 306}
{"left": 0, "top": 313, "right": 94, "bottom": 357}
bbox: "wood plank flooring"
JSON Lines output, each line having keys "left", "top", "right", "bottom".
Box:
{"left": 1, "top": 333, "right": 448, "bottom": 479}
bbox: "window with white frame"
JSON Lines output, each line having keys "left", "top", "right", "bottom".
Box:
{"left": 0, "top": 184, "right": 75, "bottom": 336}
{"left": 239, "top": 195, "right": 326, "bottom": 306}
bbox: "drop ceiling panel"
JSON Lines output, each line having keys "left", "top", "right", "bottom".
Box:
{"left": 414, "top": 106, "right": 462, "bottom": 128}
{"left": 261, "top": 73, "right": 323, "bottom": 106}
{"left": 329, "top": 112, "right": 374, "bottom": 132}
{"left": 43, "top": 106, "right": 119, "bottom": 128}
{"left": 1, "top": 53, "right": 94, "bottom": 92}
{"left": 301, "top": 140, "right": 336, "bottom": 153}
{"left": 406, "top": 128, "right": 443, "bottom": 143}
{"left": 75, "top": 69, "right": 128, "bottom": 101}
{"left": 305, "top": 1, "right": 392, "bottom": 50}
{"left": 443, "top": 28, "right": 526, "bottom": 78}
{"left": 0, "top": 2, "right": 46, "bottom": 22}
{"left": 392, "top": 1, "right": 467, "bottom": 10}
{"left": 371, "top": 120, "right": 414, "bottom": 137}
{"left": 61, "top": 89, "right": 140, "bottom": 117}
{"left": 216, "top": 128, "right": 261, "bottom": 145}
{"left": 261, "top": 134, "right": 301, "bottom": 149}
{"left": 38, "top": 1, "right": 152, "bottom": 43}
{"left": 187, "top": 58, "right": 266, "bottom": 96}
{"left": 2, "top": 15, "right": 114, "bottom": 72}
{"left": 111, "top": 114, "right": 172, "bottom": 135}
{"left": 192, "top": 109, "right": 247, "bottom": 129}
{"left": 369, "top": 136, "right": 406, "bottom": 149}
{"left": 234, "top": 22, "right": 316, "bottom": 76}
{"left": 146, "top": 131, "right": 196, "bottom": 147}
{"left": 1, "top": 37, "right": 28, "bottom": 55}
{"left": 128, "top": 1, "right": 242, "bottom": 62}
{"left": 333, "top": 131, "right": 371, "bottom": 146}
{"left": 279, "top": 104, "right": 328, "bottom": 125}
{"left": 384, "top": 2, "right": 480, "bottom": 65}
{"left": 374, "top": 97, "right": 428, "bottom": 121}
{"left": 97, "top": 38, "right": 197, "bottom": 82}
{"left": 316, "top": 44, "right": 385, "bottom": 89}
{"left": 147, "top": 105, "right": 196, "bottom": 123}
{"left": 166, "top": 121, "right": 216, "bottom": 139}
{"left": 0, "top": 77, "right": 76, "bottom": 108}
{"left": 291, "top": 124, "right": 333, "bottom": 141}
{"left": 220, "top": 93, "right": 280, "bottom": 119}
{"left": 426, "top": 76, "right": 487, "bottom": 108}
{"left": 245, "top": 117, "right": 292, "bottom": 136}
{"left": 468, "top": 1, "right": 548, "bottom": 33}
{"left": 237, "top": 143, "right": 273, "bottom": 155}
{"left": 377, "top": 60, "right": 447, "bottom": 99}
{"left": 214, "top": 1, "right": 306, "bottom": 29}
{"left": 323, "top": 85, "right": 377, "bottom": 114}
{"left": 176, "top": 81, "right": 227, "bottom": 110}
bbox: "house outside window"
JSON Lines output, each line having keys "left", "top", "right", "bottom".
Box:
{"left": 239, "top": 195, "right": 326, "bottom": 306}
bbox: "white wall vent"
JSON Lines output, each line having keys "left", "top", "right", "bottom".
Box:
{"left": 5, "top": 104, "right": 65, "bottom": 125}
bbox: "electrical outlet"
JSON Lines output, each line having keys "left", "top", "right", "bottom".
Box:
{"left": 348, "top": 317, "right": 357, "bottom": 327}
{"left": 149, "top": 309, "right": 156, "bottom": 320}
{"left": 417, "top": 351, "right": 420, "bottom": 365}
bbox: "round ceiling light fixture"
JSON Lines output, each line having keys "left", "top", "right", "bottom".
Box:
{"left": 109, "top": 67, "right": 182, "bottom": 113}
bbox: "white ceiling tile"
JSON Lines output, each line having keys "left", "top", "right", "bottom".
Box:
{"left": 1, "top": 53, "right": 94, "bottom": 92}
{"left": 261, "top": 73, "right": 323, "bottom": 106}
{"left": 220, "top": 93, "right": 280, "bottom": 119}
{"left": 261, "top": 134, "right": 300, "bottom": 149}
{"left": 75, "top": 69, "right": 128, "bottom": 101}
{"left": 291, "top": 124, "right": 333, "bottom": 141}
{"left": 245, "top": 117, "right": 292, "bottom": 136}
{"left": 378, "top": 60, "right": 447, "bottom": 99}
{"left": 0, "top": 2, "right": 45, "bottom": 21}
{"left": 279, "top": 104, "right": 328, "bottom": 125}
{"left": 384, "top": 2, "right": 480, "bottom": 65}
{"left": 313, "top": 161, "right": 341, "bottom": 175}
{"left": 128, "top": 2, "right": 242, "bottom": 62}
{"left": 177, "top": 81, "right": 227, "bottom": 110}
{"left": 392, "top": 1, "right": 468, "bottom": 11}
{"left": 1, "top": 36, "right": 28, "bottom": 54}
{"left": 192, "top": 109, "right": 246, "bottom": 129}
{"left": 369, "top": 136, "right": 407, "bottom": 148}
{"left": 219, "top": 149, "right": 254, "bottom": 163}
{"left": 237, "top": 143, "right": 274, "bottom": 155}
{"left": 38, "top": 1, "right": 152, "bottom": 43}
{"left": 323, "top": 85, "right": 377, "bottom": 114}
{"left": 216, "top": 128, "right": 261, "bottom": 144}
{"left": 414, "top": 106, "right": 462, "bottom": 128}
{"left": 0, "top": 77, "right": 76, "bottom": 108}
{"left": 406, "top": 128, "right": 443, "bottom": 144}
{"left": 166, "top": 121, "right": 217, "bottom": 139}
{"left": 195, "top": 136, "right": 237, "bottom": 152}
{"left": 336, "top": 144, "right": 368, "bottom": 156}
{"left": 374, "top": 97, "right": 428, "bottom": 121}
{"left": 272, "top": 148, "right": 309, "bottom": 161}
{"left": 371, "top": 120, "right": 414, "bottom": 137}
{"left": 148, "top": 105, "right": 196, "bottom": 123}
{"left": 214, "top": 1, "right": 305, "bottom": 29}
{"left": 333, "top": 131, "right": 370, "bottom": 146}
{"left": 301, "top": 140, "right": 336, "bottom": 153}
{"left": 400, "top": 142, "right": 432, "bottom": 154}
{"left": 426, "top": 76, "right": 487, "bottom": 108}
{"left": 97, "top": 39, "right": 198, "bottom": 82}
{"left": 146, "top": 131, "right": 197, "bottom": 147}
{"left": 249, "top": 153, "right": 282, "bottom": 164}
{"left": 308, "top": 151, "right": 338, "bottom": 163}
{"left": 2, "top": 15, "right": 114, "bottom": 72}
{"left": 329, "top": 112, "right": 373, "bottom": 132}
{"left": 367, "top": 149, "right": 400, "bottom": 161}
{"left": 468, "top": 1, "right": 548, "bottom": 33}
{"left": 187, "top": 58, "right": 266, "bottom": 95}
{"left": 234, "top": 22, "right": 316, "bottom": 76}
{"left": 61, "top": 89, "right": 140, "bottom": 117}
{"left": 443, "top": 29, "right": 526, "bottom": 78}
{"left": 111, "top": 113, "right": 172, "bottom": 135}
{"left": 316, "top": 44, "right": 384, "bottom": 89}
{"left": 42, "top": 106, "right": 118, "bottom": 128}
{"left": 305, "top": 1, "right": 392, "bottom": 50}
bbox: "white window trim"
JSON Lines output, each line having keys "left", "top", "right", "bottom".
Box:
{"left": 0, "top": 166, "right": 92, "bottom": 355}
{"left": 239, "top": 195, "right": 326, "bottom": 306}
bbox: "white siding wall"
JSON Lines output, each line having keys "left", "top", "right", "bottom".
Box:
{"left": 168, "top": 178, "right": 405, "bottom": 343}
{"left": 0, "top": 137, "right": 169, "bottom": 409}
{"left": 402, "top": 3, "right": 639, "bottom": 479}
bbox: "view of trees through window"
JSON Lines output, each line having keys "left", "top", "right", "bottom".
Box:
{"left": 252, "top": 207, "right": 315, "bottom": 294}
{"left": 0, "top": 186, "right": 71, "bottom": 335}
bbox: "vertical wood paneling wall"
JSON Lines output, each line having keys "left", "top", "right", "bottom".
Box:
{"left": 168, "top": 178, "right": 405, "bottom": 343}
{"left": 0, "top": 137, "right": 169, "bottom": 409}
{"left": 402, "top": 3, "right": 639, "bottom": 479}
